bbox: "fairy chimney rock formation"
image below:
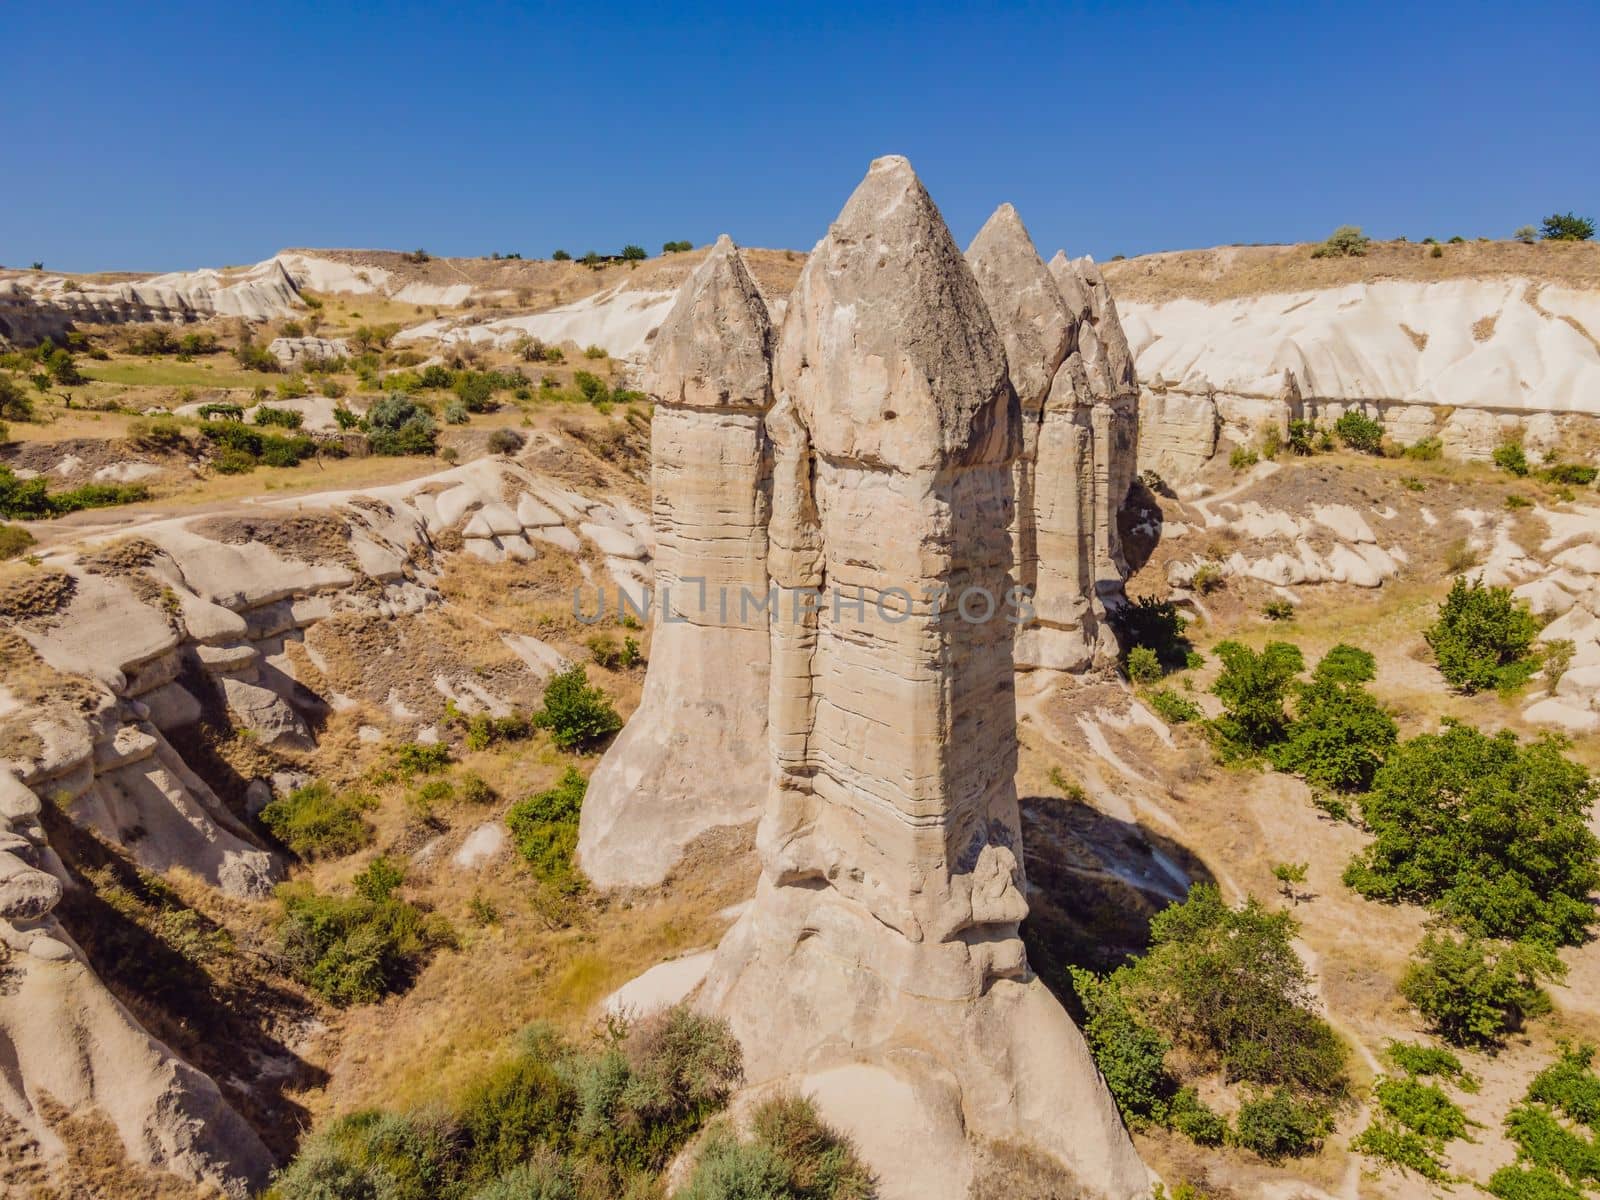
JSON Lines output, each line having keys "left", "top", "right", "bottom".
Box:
{"left": 576, "top": 235, "right": 776, "bottom": 889}
{"left": 698, "top": 158, "right": 1150, "bottom": 1200}
{"left": 967, "top": 214, "right": 1140, "bottom": 672}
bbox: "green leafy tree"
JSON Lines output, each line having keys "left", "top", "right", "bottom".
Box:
{"left": 1542, "top": 213, "right": 1596, "bottom": 242}
{"left": 534, "top": 666, "right": 623, "bottom": 752}
{"left": 551, "top": 249, "right": 572, "bottom": 261}
{"left": 365, "top": 393, "right": 438, "bottom": 456}
{"left": 1209, "top": 640, "right": 1305, "bottom": 756}
{"left": 0, "top": 375, "right": 33, "bottom": 420}
{"left": 1344, "top": 724, "right": 1599, "bottom": 946}
{"left": 1425, "top": 577, "right": 1540, "bottom": 693}
{"left": 1270, "top": 646, "right": 1396, "bottom": 792}
{"left": 1401, "top": 930, "right": 1561, "bottom": 1045}
{"left": 620, "top": 244, "right": 647, "bottom": 261}
{"left": 1110, "top": 595, "right": 1194, "bottom": 673}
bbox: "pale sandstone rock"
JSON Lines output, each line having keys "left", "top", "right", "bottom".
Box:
{"left": 578, "top": 236, "right": 776, "bottom": 889}
{"left": 967, "top": 206, "right": 1119, "bottom": 671}
{"left": 267, "top": 335, "right": 350, "bottom": 368}
{"left": 698, "top": 158, "right": 1148, "bottom": 1199}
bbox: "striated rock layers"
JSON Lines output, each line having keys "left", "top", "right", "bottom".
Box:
{"left": 966, "top": 207, "right": 1140, "bottom": 672}
{"left": 578, "top": 237, "right": 776, "bottom": 889}
{"left": 697, "top": 158, "right": 1149, "bottom": 1199}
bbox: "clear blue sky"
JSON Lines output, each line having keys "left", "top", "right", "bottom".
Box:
{"left": 9, "top": 0, "right": 1597, "bottom": 272}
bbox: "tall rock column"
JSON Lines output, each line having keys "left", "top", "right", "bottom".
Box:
{"left": 965, "top": 206, "right": 1141, "bottom": 673}
{"left": 576, "top": 236, "right": 775, "bottom": 890}
{"left": 699, "top": 158, "right": 1150, "bottom": 1200}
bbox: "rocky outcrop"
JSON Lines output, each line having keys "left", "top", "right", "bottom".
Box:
{"left": 578, "top": 236, "right": 776, "bottom": 889}
{"left": 697, "top": 157, "right": 1149, "bottom": 1200}
{"left": 1120, "top": 277, "right": 1600, "bottom": 473}
{"left": 965, "top": 209, "right": 1139, "bottom": 672}
{"left": 0, "top": 260, "right": 304, "bottom": 345}
{"left": 267, "top": 335, "right": 351, "bottom": 368}
{"left": 0, "top": 770, "right": 274, "bottom": 1196}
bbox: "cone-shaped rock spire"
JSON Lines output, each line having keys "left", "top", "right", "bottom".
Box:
{"left": 576, "top": 235, "right": 776, "bottom": 889}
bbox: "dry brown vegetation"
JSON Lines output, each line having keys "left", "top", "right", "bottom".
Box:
{"left": 1102, "top": 237, "right": 1600, "bottom": 303}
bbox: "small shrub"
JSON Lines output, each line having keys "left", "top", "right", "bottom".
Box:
{"left": 507, "top": 768, "right": 587, "bottom": 892}
{"left": 1191, "top": 562, "right": 1224, "bottom": 594}
{"left": 1232, "top": 1089, "right": 1330, "bottom": 1160}
{"left": 1541, "top": 463, "right": 1598, "bottom": 486}
{"left": 1495, "top": 441, "right": 1531, "bottom": 477}
{"left": 259, "top": 782, "right": 376, "bottom": 858}
{"left": 1147, "top": 688, "right": 1202, "bottom": 725}
{"left": 487, "top": 428, "right": 525, "bottom": 455}
{"left": 1126, "top": 645, "right": 1162, "bottom": 684}
{"left": 1286, "top": 419, "right": 1318, "bottom": 456}
{"left": 1263, "top": 599, "right": 1294, "bottom": 621}
{"left": 392, "top": 741, "right": 452, "bottom": 778}
{"left": 1229, "top": 445, "right": 1259, "bottom": 471}
{"left": 1507, "top": 493, "right": 1533, "bottom": 510}
{"left": 0, "top": 523, "right": 36, "bottom": 561}
{"left": 458, "top": 773, "right": 496, "bottom": 805}
{"left": 442, "top": 399, "right": 469, "bottom": 425}
{"left": 1311, "top": 225, "right": 1370, "bottom": 259}
{"left": 1333, "top": 410, "right": 1384, "bottom": 454}
{"left": 1110, "top": 596, "right": 1195, "bottom": 674}
{"left": 254, "top": 404, "right": 304, "bottom": 429}
{"left": 366, "top": 393, "right": 438, "bottom": 456}
{"left": 277, "top": 880, "right": 452, "bottom": 1006}
{"left": 1404, "top": 437, "right": 1443, "bottom": 461}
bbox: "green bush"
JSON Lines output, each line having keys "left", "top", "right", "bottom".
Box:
{"left": 255, "top": 404, "right": 304, "bottom": 429}
{"left": 393, "top": 742, "right": 452, "bottom": 778}
{"left": 1110, "top": 596, "right": 1194, "bottom": 674}
{"left": 1344, "top": 724, "right": 1598, "bottom": 946}
{"left": 1311, "top": 225, "right": 1371, "bottom": 258}
{"left": 534, "top": 666, "right": 623, "bottom": 752}
{"left": 1068, "top": 965, "right": 1178, "bottom": 1127}
{"left": 1487, "top": 1166, "right": 1587, "bottom": 1199}
{"left": 1541, "top": 463, "right": 1598, "bottom": 486}
{"left": 276, "top": 876, "right": 452, "bottom": 1006}
{"left": 1208, "top": 640, "right": 1305, "bottom": 758}
{"left": 1263, "top": 599, "right": 1294, "bottom": 621}
{"left": 1, "top": 466, "right": 151, "bottom": 519}
{"left": 1495, "top": 441, "right": 1531, "bottom": 476}
{"left": 1333, "top": 410, "right": 1384, "bottom": 453}
{"left": 679, "top": 1093, "right": 874, "bottom": 1200}
{"left": 367, "top": 393, "right": 438, "bottom": 456}
{"left": 1528, "top": 1044, "right": 1600, "bottom": 1127}
{"left": 1401, "top": 931, "right": 1560, "bottom": 1046}
{"left": 453, "top": 373, "right": 495, "bottom": 413}
{"left": 0, "top": 375, "right": 32, "bottom": 420}
{"left": 442, "top": 399, "right": 469, "bottom": 425}
{"left": 201, "top": 420, "right": 317, "bottom": 471}
{"left": 662, "top": 241, "right": 694, "bottom": 254}
{"left": 621, "top": 245, "right": 647, "bottom": 261}
{"left": 1126, "top": 645, "right": 1162, "bottom": 684}
{"left": 1231, "top": 1088, "right": 1330, "bottom": 1160}
{"left": 1542, "top": 213, "right": 1596, "bottom": 242}
{"left": 487, "top": 428, "right": 525, "bottom": 455}
{"left": 1229, "top": 445, "right": 1259, "bottom": 470}
{"left": 507, "top": 768, "right": 587, "bottom": 892}
{"left": 1147, "top": 688, "right": 1203, "bottom": 725}
{"left": 1425, "top": 576, "right": 1540, "bottom": 692}
{"left": 1404, "top": 437, "right": 1443, "bottom": 461}
{"left": 467, "top": 1149, "right": 579, "bottom": 1200}
{"left": 1385, "top": 1041, "right": 1476, "bottom": 1089}
{"left": 259, "top": 782, "right": 377, "bottom": 858}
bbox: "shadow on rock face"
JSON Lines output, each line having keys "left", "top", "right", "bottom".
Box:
{"left": 1019, "top": 790, "right": 1214, "bottom": 986}
{"left": 40, "top": 803, "right": 327, "bottom": 1163}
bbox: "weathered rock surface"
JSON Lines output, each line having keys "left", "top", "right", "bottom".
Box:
{"left": 578, "top": 236, "right": 776, "bottom": 889}
{"left": 267, "top": 335, "right": 350, "bottom": 367}
{"left": 1119, "top": 276, "right": 1600, "bottom": 474}
{"left": 966, "top": 209, "right": 1139, "bottom": 671}
{"left": 697, "top": 157, "right": 1149, "bottom": 1199}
